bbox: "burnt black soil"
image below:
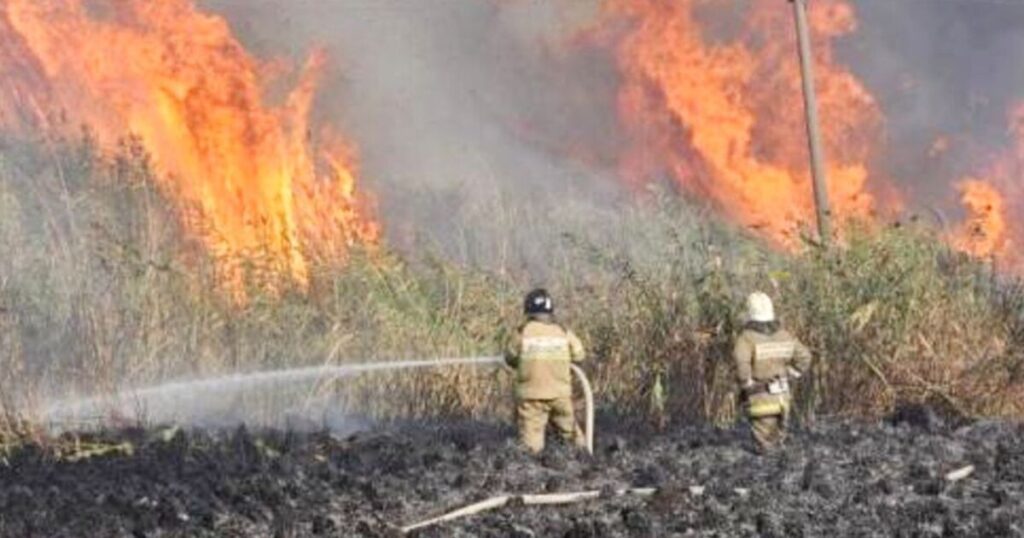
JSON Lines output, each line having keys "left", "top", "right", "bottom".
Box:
{"left": 2, "top": 413, "right": 1023, "bottom": 537}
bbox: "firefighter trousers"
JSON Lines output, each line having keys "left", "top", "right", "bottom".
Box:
{"left": 751, "top": 414, "right": 789, "bottom": 453}
{"left": 747, "top": 392, "right": 792, "bottom": 453}
{"left": 517, "top": 397, "right": 583, "bottom": 453}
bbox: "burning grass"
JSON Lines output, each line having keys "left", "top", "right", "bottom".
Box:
{"left": 1, "top": 135, "right": 1024, "bottom": 440}
{"left": 1, "top": 0, "right": 378, "bottom": 294}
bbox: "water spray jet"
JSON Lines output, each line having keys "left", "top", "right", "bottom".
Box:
{"left": 44, "top": 356, "right": 595, "bottom": 454}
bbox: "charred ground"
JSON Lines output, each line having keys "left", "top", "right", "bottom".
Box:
{"left": 2, "top": 411, "right": 1023, "bottom": 538}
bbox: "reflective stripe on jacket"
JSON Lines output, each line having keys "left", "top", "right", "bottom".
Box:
{"left": 734, "top": 328, "right": 811, "bottom": 386}
{"left": 506, "top": 319, "right": 585, "bottom": 400}
{"left": 734, "top": 328, "right": 812, "bottom": 418}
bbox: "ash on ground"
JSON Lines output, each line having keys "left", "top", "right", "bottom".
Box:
{"left": 1, "top": 416, "right": 1023, "bottom": 537}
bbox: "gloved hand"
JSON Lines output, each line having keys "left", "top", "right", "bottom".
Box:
{"left": 740, "top": 381, "right": 764, "bottom": 401}
{"left": 739, "top": 382, "right": 753, "bottom": 404}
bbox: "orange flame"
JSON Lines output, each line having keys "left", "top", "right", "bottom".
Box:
{"left": 952, "top": 104, "right": 1024, "bottom": 268}
{"left": 952, "top": 179, "right": 1008, "bottom": 259}
{"left": 0, "top": 0, "right": 377, "bottom": 290}
{"left": 599, "top": 0, "right": 883, "bottom": 245}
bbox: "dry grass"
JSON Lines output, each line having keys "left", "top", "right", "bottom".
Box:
{"left": 1, "top": 132, "right": 1022, "bottom": 442}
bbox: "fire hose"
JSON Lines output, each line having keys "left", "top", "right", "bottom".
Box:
{"left": 569, "top": 364, "right": 594, "bottom": 455}
{"left": 439, "top": 358, "right": 594, "bottom": 454}
{"left": 394, "top": 361, "right": 599, "bottom": 534}
{"left": 399, "top": 463, "right": 982, "bottom": 534}
{"left": 381, "top": 357, "right": 595, "bottom": 453}
{"left": 399, "top": 487, "right": 656, "bottom": 534}
{"left": 44, "top": 356, "right": 623, "bottom": 533}
{"left": 45, "top": 356, "right": 595, "bottom": 455}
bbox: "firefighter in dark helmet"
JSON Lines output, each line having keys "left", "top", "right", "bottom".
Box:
{"left": 504, "top": 289, "right": 586, "bottom": 453}
{"left": 734, "top": 292, "right": 812, "bottom": 453}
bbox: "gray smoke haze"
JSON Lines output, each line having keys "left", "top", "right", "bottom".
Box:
{"left": 201, "top": 0, "right": 1024, "bottom": 258}
{"left": 845, "top": 0, "right": 1024, "bottom": 213}
{"left": 202, "top": 0, "right": 630, "bottom": 278}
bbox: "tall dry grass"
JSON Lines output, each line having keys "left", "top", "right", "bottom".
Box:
{"left": 1, "top": 133, "right": 1022, "bottom": 441}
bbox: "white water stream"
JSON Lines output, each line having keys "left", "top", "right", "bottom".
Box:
{"left": 44, "top": 356, "right": 504, "bottom": 430}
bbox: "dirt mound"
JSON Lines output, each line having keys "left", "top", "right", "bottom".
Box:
{"left": 1, "top": 418, "right": 1023, "bottom": 537}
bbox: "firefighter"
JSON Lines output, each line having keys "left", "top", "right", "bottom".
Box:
{"left": 505, "top": 288, "right": 586, "bottom": 453}
{"left": 734, "top": 292, "right": 812, "bottom": 453}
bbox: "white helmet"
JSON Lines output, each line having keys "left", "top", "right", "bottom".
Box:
{"left": 746, "top": 292, "right": 776, "bottom": 323}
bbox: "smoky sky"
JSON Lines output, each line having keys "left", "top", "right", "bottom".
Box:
{"left": 200, "top": 0, "right": 628, "bottom": 271}
{"left": 197, "top": 0, "right": 623, "bottom": 192}
{"left": 200, "top": 0, "right": 1024, "bottom": 251}
{"left": 846, "top": 0, "right": 1024, "bottom": 212}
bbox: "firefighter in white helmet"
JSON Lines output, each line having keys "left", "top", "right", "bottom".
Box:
{"left": 733, "top": 292, "right": 812, "bottom": 453}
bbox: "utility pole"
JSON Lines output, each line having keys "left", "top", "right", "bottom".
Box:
{"left": 790, "top": 0, "right": 832, "bottom": 246}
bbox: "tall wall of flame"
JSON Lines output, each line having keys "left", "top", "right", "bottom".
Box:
{"left": 0, "top": 0, "right": 377, "bottom": 288}
{"left": 3, "top": 0, "right": 1024, "bottom": 279}
{"left": 601, "top": 0, "right": 884, "bottom": 245}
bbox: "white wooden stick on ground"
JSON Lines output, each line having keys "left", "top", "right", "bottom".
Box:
{"left": 400, "top": 488, "right": 657, "bottom": 534}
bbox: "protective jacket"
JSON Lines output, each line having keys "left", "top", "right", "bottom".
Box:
{"left": 506, "top": 316, "right": 585, "bottom": 400}
{"left": 733, "top": 327, "right": 812, "bottom": 418}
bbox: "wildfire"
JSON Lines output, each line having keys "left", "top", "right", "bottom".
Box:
{"left": 597, "top": 0, "right": 883, "bottom": 245}
{"left": 952, "top": 180, "right": 1008, "bottom": 259}
{"left": 3, "top": 0, "right": 1022, "bottom": 284}
{"left": 951, "top": 104, "right": 1024, "bottom": 268}
{"left": 0, "top": 0, "right": 377, "bottom": 290}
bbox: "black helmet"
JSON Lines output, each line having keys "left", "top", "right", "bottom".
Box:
{"left": 524, "top": 288, "right": 554, "bottom": 315}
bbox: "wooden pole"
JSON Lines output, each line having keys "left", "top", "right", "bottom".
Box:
{"left": 791, "top": 0, "right": 832, "bottom": 246}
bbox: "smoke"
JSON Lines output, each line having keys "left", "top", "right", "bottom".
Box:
{"left": 197, "top": 0, "right": 1024, "bottom": 261}
{"left": 8, "top": 0, "right": 1024, "bottom": 426}
{"left": 841, "top": 0, "right": 1024, "bottom": 214}
{"left": 200, "top": 0, "right": 634, "bottom": 277}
